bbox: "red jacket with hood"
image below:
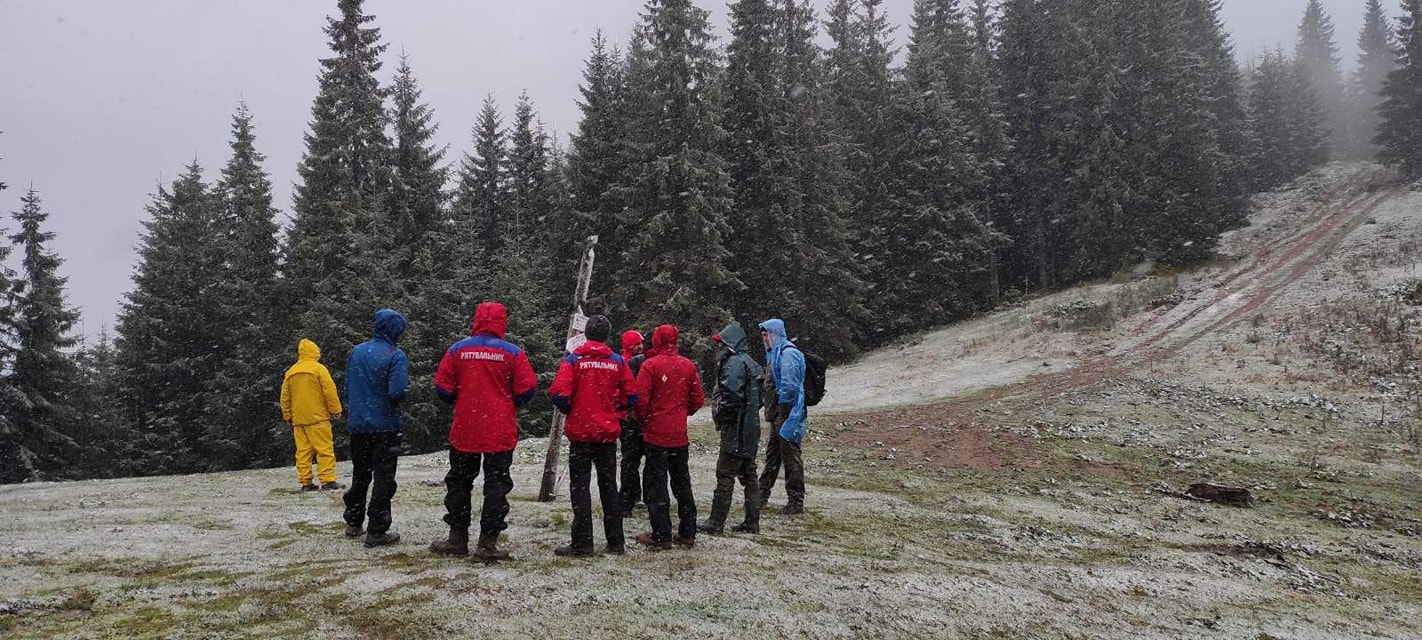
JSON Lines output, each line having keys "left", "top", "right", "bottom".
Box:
{"left": 548, "top": 341, "right": 637, "bottom": 443}
{"left": 635, "top": 325, "right": 705, "bottom": 448}
{"left": 434, "top": 302, "right": 539, "bottom": 453}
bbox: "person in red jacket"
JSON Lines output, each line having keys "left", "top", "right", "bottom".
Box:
{"left": 429, "top": 302, "right": 538, "bottom": 561}
{"left": 618, "top": 329, "right": 648, "bottom": 516}
{"left": 633, "top": 324, "right": 706, "bottom": 549}
{"left": 548, "top": 315, "right": 636, "bottom": 557}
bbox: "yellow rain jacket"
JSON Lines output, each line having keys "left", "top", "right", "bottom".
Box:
{"left": 280, "top": 339, "right": 343, "bottom": 427}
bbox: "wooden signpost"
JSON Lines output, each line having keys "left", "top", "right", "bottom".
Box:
{"left": 538, "top": 235, "right": 598, "bottom": 502}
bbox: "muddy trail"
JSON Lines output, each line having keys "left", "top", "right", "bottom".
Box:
{"left": 825, "top": 165, "right": 1409, "bottom": 468}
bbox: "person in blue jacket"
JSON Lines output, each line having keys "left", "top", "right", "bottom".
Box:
{"left": 342, "top": 309, "right": 410, "bottom": 547}
{"left": 756, "top": 318, "right": 807, "bottom": 515}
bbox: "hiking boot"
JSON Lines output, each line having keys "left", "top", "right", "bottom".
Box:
{"left": 672, "top": 533, "right": 695, "bottom": 548}
{"left": 554, "top": 545, "right": 595, "bottom": 558}
{"left": 429, "top": 527, "right": 469, "bottom": 556}
{"left": 697, "top": 520, "right": 725, "bottom": 535}
{"left": 781, "top": 503, "right": 804, "bottom": 516}
{"left": 730, "top": 522, "right": 760, "bottom": 534}
{"left": 343, "top": 524, "right": 364, "bottom": 538}
{"left": 364, "top": 532, "right": 401, "bottom": 548}
{"left": 473, "top": 533, "right": 510, "bottom": 562}
{"left": 635, "top": 533, "right": 672, "bottom": 550}
{"left": 605, "top": 544, "right": 626, "bottom": 555}
{"left": 320, "top": 481, "right": 346, "bottom": 491}
{"left": 299, "top": 483, "right": 319, "bottom": 492}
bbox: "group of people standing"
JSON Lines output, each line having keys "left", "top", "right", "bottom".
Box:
{"left": 277, "top": 301, "right": 810, "bottom": 560}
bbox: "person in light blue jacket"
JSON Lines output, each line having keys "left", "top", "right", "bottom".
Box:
{"left": 756, "top": 318, "right": 807, "bottom": 515}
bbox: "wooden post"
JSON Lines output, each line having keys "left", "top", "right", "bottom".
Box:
{"left": 538, "top": 235, "right": 598, "bottom": 502}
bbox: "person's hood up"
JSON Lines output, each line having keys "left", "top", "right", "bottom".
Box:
{"left": 575, "top": 340, "right": 614, "bottom": 359}
{"left": 373, "top": 309, "right": 407, "bottom": 344}
{"left": 651, "top": 324, "right": 680, "bottom": 357}
{"left": 297, "top": 338, "right": 322, "bottom": 362}
{"left": 759, "top": 318, "right": 788, "bottom": 349}
{"left": 472, "top": 301, "right": 508, "bottom": 338}
{"left": 715, "top": 322, "right": 748, "bottom": 353}
{"left": 621, "top": 330, "right": 644, "bottom": 362}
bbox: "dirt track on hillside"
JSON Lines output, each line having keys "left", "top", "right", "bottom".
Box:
{"left": 830, "top": 166, "right": 1408, "bottom": 468}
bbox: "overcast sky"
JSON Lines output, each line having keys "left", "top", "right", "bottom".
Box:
{"left": 0, "top": 0, "right": 1370, "bottom": 336}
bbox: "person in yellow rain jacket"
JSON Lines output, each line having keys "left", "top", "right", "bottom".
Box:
{"left": 280, "top": 339, "right": 345, "bottom": 492}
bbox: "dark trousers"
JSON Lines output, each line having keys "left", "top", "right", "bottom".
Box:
{"left": 568, "top": 441, "right": 624, "bottom": 549}
{"left": 716, "top": 453, "right": 759, "bottom": 504}
{"left": 343, "top": 432, "right": 401, "bottom": 534}
{"left": 758, "top": 433, "right": 804, "bottom": 506}
{"left": 442, "top": 449, "right": 515, "bottom": 536}
{"left": 709, "top": 451, "right": 760, "bottom": 527}
{"left": 644, "top": 444, "right": 696, "bottom": 542}
{"left": 619, "top": 419, "right": 645, "bottom": 512}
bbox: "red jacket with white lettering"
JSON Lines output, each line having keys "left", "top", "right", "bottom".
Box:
{"left": 548, "top": 341, "right": 637, "bottom": 443}
{"left": 434, "top": 302, "right": 539, "bottom": 453}
{"left": 635, "top": 325, "right": 705, "bottom": 448}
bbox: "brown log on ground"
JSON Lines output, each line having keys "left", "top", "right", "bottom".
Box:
{"left": 1186, "top": 483, "right": 1255, "bottom": 507}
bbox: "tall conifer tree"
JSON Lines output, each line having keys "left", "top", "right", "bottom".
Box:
{"left": 202, "top": 104, "right": 287, "bottom": 470}
{"left": 2, "top": 189, "right": 81, "bottom": 482}
{"left": 1353, "top": 0, "right": 1396, "bottom": 159}
{"left": 383, "top": 54, "right": 451, "bottom": 452}
{"left": 1296, "top": 0, "right": 1348, "bottom": 156}
{"left": 285, "top": 0, "right": 393, "bottom": 362}
{"left": 116, "top": 165, "right": 225, "bottom": 474}
{"left": 614, "top": 0, "right": 740, "bottom": 357}
{"left": 1376, "top": 0, "right": 1422, "bottom": 176}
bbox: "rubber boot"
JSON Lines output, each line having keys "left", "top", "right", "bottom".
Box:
{"left": 732, "top": 486, "right": 762, "bottom": 534}
{"left": 554, "top": 544, "right": 595, "bottom": 558}
{"left": 429, "top": 527, "right": 469, "bottom": 556}
{"left": 364, "top": 531, "right": 401, "bottom": 548}
{"left": 698, "top": 485, "right": 732, "bottom": 534}
{"left": 473, "top": 532, "right": 510, "bottom": 562}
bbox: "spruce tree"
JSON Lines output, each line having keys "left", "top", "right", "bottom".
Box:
{"left": 1246, "top": 51, "right": 1300, "bottom": 190}
{"left": 460, "top": 96, "right": 507, "bottom": 254}
{"left": 1247, "top": 50, "right": 1331, "bottom": 189}
{"left": 1000, "top": 0, "right": 1089, "bottom": 289}
{"left": 1296, "top": 0, "right": 1348, "bottom": 156}
{"left": 500, "top": 93, "right": 563, "bottom": 433}
{"left": 1115, "top": 0, "right": 1229, "bottom": 265}
{"left": 614, "top": 0, "right": 740, "bottom": 358}
{"left": 1288, "top": 54, "right": 1334, "bottom": 173}
{"left": 1182, "top": 0, "right": 1252, "bottom": 230}
{"left": 73, "top": 328, "right": 134, "bottom": 478}
{"left": 116, "top": 165, "right": 225, "bottom": 475}
{"left": 198, "top": 104, "right": 288, "bottom": 470}
{"left": 869, "top": 0, "right": 1001, "bottom": 337}
{"left": 566, "top": 32, "right": 632, "bottom": 311}
{"left": 284, "top": 0, "right": 393, "bottom": 364}
{"left": 723, "top": 0, "right": 802, "bottom": 350}
{"left": 384, "top": 54, "right": 450, "bottom": 453}
{"left": 966, "top": 0, "right": 1013, "bottom": 302}
{"left": 1, "top": 189, "right": 81, "bottom": 482}
{"left": 825, "top": 0, "right": 898, "bottom": 342}
{"left": 1353, "top": 0, "right": 1396, "bottom": 159}
{"left": 779, "top": 0, "right": 865, "bottom": 359}
{"left": 1376, "top": 0, "right": 1422, "bottom": 177}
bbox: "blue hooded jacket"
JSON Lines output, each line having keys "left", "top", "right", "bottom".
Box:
{"left": 345, "top": 309, "right": 410, "bottom": 434}
{"left": 760, "top": 318, "right": 807, "bottom": 443}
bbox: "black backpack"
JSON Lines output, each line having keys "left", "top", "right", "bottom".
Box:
{"left": 801, "top": 350, "right": 828, "bottom": 407}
